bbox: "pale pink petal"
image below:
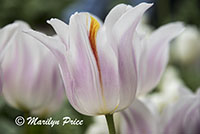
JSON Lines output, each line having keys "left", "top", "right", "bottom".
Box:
{"left": 0, "top": 23, "right": 19, "bottom": 93}
{"left": 0, "top": 68, "right": 2, "bottom": 94}
{"left": 25, "top": 29, "right": 79, "bottom": 113}
{"left": 31, "top": 56, "right": 65, "bottom": 116}
{"left": 67, "top": 13, "right": 108, "bottom": 115}
{"left": 25, "top": 29, "right": 66, "bottom": 62}
{"left": 0, "top": 23, "right": 18, "bottom": 61}
{"left": 47, "top": 18, "right": 69, "bottom": 49}
{"left": 121, "top": 99, "right": 157, "bottom": 134}
{"left": 113, "top": 3, "right": 153, "bottom": 111}
{"left": 104, "top": 4, "right": 128, "bottom": 32}
{"left": 113, "top": 3, "right": 153, "bottom": 40}
{"left": 161, "top": 88, "right": 200, "bottom": 134}
{"left": 137, "top": 22, "right": 184, "bottom": 95}
{"left": 96, "top": 28, "right": 120, "bottom": 113}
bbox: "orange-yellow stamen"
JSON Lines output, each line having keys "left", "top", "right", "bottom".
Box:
{"left": 89, "top": 16, "right": 109, "bottom": 113}
{"left": 88, "top": 16, "right": 102, "bottom": 86}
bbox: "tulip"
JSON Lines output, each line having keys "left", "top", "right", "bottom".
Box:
{"left": 160, "top": 88, "right": 200, "bottom": 134}
{"left": 26, "top": 2, "right": 184, "bottom": 133}
{"left": 1, "top": 21, "right": 65, "bottom": 116}
{"left": 27, "top": 2, "right": 183, "bottom": 114}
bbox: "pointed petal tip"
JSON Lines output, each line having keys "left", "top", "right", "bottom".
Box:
{"left": 46, "top": 18, "right": 58, "bottom": 24}
{"left": 72, "top": 12, "right": 79, "bottom": 17}
{"left": 69, "top": 12, "right": 78, "bottom": 22}
{"left": 151, "top": 21, "right": 185, "bottom": 42}
{"left": 132, "top": 2, "right": 153, "bottom": 10}
{"left": 138, "top": 2, "right": 154, "bottom": 6}
{"left": 138, "top": 2, "right": 154, "bottom": 10}
{"left": 116, "top": 2, "right": 153, "bottom": 8}
{"left": 46, "top": 20, "right": 51, "bottom": 24}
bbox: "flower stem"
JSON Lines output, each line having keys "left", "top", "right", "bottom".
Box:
{"left": 105, "top": 114, "right": 116, "bottom": 134}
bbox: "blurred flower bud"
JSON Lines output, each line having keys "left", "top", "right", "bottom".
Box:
{"left": 1, "top": 21, "right": 65, "bottom": 116}
{"left": 0, "top": 23, "right": 19, "bottom": 94}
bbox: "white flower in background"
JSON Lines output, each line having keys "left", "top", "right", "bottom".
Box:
{"left": 0, "top": 21, "right": 65, "bottom": 116}
{"left": 172, "top": 25, "right": 200, "bottom": 64}
{"left": 143, "top": 66, "right": 186, "bottom": 112}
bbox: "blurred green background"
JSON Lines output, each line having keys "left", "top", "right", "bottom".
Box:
{"left": 0, "top": 0, "right": 200, "bottom": 134}
{"left": 0, "top": 0, "right": 200, "bottom": 28}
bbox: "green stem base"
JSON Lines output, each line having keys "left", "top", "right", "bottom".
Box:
{"left": 105, "top": 114, "right": 116, "bottom": 134}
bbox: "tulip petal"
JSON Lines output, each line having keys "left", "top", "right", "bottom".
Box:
{"left": 104, "top": 4, "right": 128, "bottom": 31}
{"left": 121, "top": 99, "right": 157, "bottom": 134}
{"left": 96, "top": 28, "right": 120, "bottom": 113}
{"left": 161, "top": 88, "right": 200, "bottom": 134}
{"left": 47, "top": 18, "right": 69, "bottom": 49}
{"left": 0, "top": 23, "right": 19, "bottom": 94}
{"left": 0, "top": 23, "right": 19, "bottom": 61}
{"left": 67, "top": 13, "right": 110, "bottom": 115}
{"left": 113, "top": 3, "right": 153, "bottom": 40}
{"left": 25, "top": 30, "right": 66, "bottom": 61}
{"left": 137, "top": 22, "right": 184, "bottom": 95}
{"left": 24, "top": 30, "right": 79, "bottom": 112}
{"left": 0, "top": 68, "right": 2, "bottom": 94}
{"left": 161, "top": 98, "right": 192, "bottom": 134}
{"left": 111, "top": 3, "right": 152, "bottom": 111}
{"left": 182, "top": 99, "right": 200, "bottom": 134}
{"left": 31, "top": 59, "right": 65, "bottom": 116}
{"left": 104, "top": 3, "right": 152, "bottom": 54}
